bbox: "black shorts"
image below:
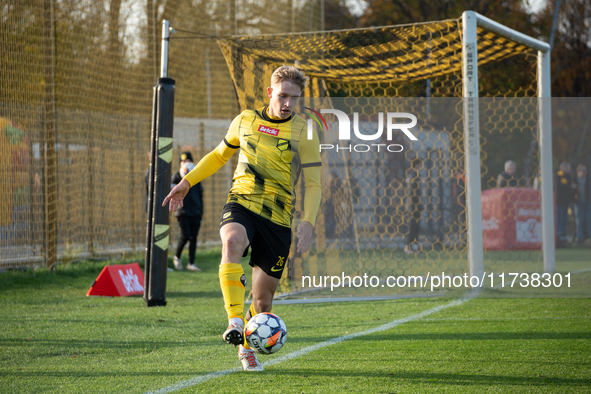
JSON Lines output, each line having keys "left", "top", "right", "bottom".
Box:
{"left": 220, "top": 203, "right": 291, "bottom": 279}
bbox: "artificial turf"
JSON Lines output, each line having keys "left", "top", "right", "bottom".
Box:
{"left": 0, "top": 249, "right": 589, "bottom": 393}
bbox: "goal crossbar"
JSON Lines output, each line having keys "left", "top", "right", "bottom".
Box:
{"left": 475, "top": 13, "right": 550, "bottom": 53}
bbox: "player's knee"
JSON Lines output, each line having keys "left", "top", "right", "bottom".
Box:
{"left": 222, "top": 234, "right": 246, "bottom": 256}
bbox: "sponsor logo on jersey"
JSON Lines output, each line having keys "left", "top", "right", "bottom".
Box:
{"left": 258, "top": 124, "right": 280, "bottom": 136}
{"left": 277, "top": 139, "right": 291, "bottom": 151}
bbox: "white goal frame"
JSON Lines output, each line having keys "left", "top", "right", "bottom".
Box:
{"left": 462, "top": 11, "right": 554, "bottom": 279}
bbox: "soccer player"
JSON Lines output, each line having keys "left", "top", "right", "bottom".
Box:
{"left": 162, "top": 66, "right": 321, "bottom": 371}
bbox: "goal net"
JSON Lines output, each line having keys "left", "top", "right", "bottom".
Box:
{"left": 213, "top": 13, "right": 554, "bottom": 298}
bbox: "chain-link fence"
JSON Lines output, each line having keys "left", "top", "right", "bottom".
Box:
{"left": 0, "top": 0, "right": 323, "bottom": 268}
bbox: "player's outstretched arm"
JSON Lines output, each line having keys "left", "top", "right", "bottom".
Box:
{"left": 163, "top": 144, "right": 236, "bottom": 211}
{"left": 162, "top": 178, "right": 190, "bottom": 212}
{"left": 162, "top": 135, "right": 239, "bottom": 212}
{"left": 163, "top": 113, "right": 242, "bottom": 212}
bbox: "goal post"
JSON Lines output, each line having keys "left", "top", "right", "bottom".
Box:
{"left": 144, "top": 20, "right": 176, "bottom": 307}
{"left": 461, "top": 11, "right": 554, "bottom": 278}
{"left": 537, "top": 50, "right": 555, "bottom": 274}
{"left": 461, "top": 11, "right": 484, "bottom": 280}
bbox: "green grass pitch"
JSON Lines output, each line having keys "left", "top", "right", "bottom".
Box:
{"left": 0, "top": 249, "right": 590, "bottom": 393}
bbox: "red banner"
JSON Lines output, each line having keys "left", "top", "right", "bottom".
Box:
{"left": 482, "top": 187, "right": 542, "bottom": 250}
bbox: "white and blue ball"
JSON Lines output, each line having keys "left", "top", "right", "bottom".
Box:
{"left": 245, "top": 312, "right": 287, "bottom": 355}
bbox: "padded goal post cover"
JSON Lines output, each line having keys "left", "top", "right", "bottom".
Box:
{"left": 86, "top": 263, "right": 145, "bottom": 297}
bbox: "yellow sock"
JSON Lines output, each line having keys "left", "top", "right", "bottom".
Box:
{"left": 219, "top": 263, "right": 246, "bottom": 321}
{"left": 243, "top": 303, "right": 258, "bottom": 349}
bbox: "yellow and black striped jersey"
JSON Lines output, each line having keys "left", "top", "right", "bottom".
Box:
{"left": 185, "top": 106, "right": 321, "bottom": 228}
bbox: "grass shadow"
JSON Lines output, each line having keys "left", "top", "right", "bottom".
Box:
{"left": 262, "top": 369, "right": 591, "bottom": 388}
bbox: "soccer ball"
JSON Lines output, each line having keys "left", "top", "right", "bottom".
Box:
{"left": 245, "top": 312, "right": 287, "bottom": 355}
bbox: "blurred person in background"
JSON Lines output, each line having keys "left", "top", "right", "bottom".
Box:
{"left": 574, "top": 164, "right": 591, "bottom": 244}
{"left": 171, "top": 151, "right": 204, "bottom": 271}
{"left": 556, "top": 162, "right": 576, "bottom": 247}
{"left": 323, "top": 170, "right": 341, "bottom": 239}
{"left": 497, "top": 160, "right": 520, "bottom": 188}
{"left": 405, "top": 159, "right": 423, "bottom": 254}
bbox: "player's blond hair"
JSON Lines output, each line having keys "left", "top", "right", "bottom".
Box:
{"left": 271, "top": 66, "right": 309, "bottom": 91}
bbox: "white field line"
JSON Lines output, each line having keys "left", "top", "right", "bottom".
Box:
{"left": 418, "top": 316, "right": 590, "bottom": 322}
{"left": 144, "top": 290, "right": 479, "bottom": 394}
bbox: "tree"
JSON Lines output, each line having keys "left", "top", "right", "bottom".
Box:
{"left": 531, "top": 0, "right": 591, "bottom": 166}
{"left": 108, "top": 0, "right": 122, "bottom": 56}
{"left": 360, "top": 0, "right": 535, "bottom": 32}
{"left": 356, "top": 0, "right": 552, "bottom": 185}
{"left": 324, "top": 0, "right": 360, "bottom": 30}
{"left": 534, "top": 0, "right": 591, "bottom": 97}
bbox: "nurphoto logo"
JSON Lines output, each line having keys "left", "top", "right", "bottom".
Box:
{"left": 304, "top": 107, "right": 418, "bottom": 153}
